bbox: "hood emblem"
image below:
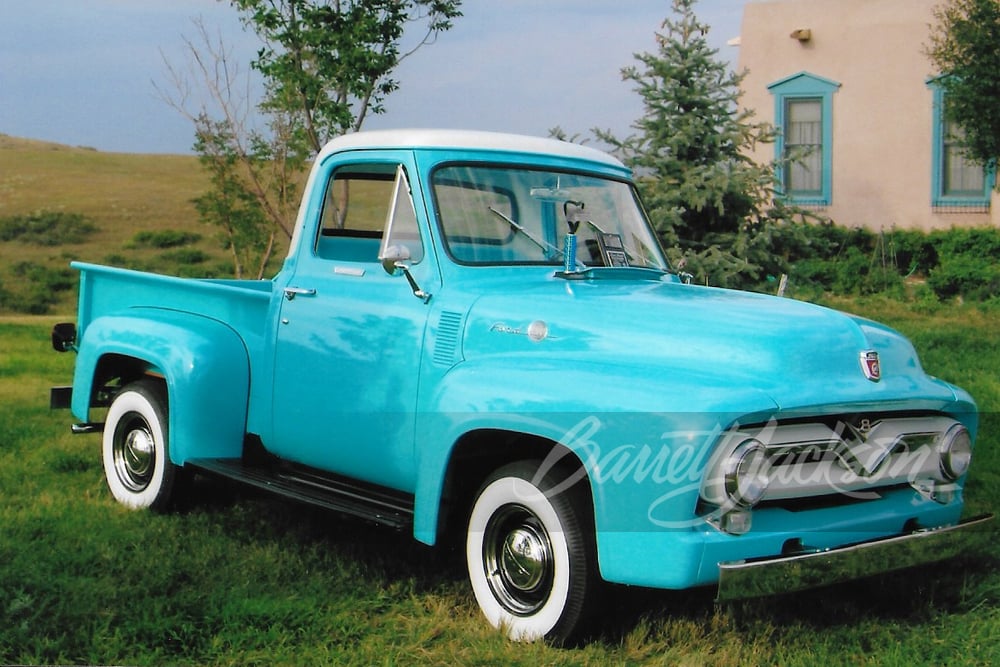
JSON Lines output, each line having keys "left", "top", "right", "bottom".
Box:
{"left": 859, "top": 350, "right": 881, "bottom": 382}
{"left": 490, "top": 320, "right": 550, "bottom": 342}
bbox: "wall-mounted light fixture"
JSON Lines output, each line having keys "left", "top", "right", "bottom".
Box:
{"left": 790, "top": 28, "right": 812, "bottom": 42}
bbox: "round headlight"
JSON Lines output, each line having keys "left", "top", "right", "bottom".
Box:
{"left": 723, "top": 439, "right": 771, "bottom": 508}
{"left": 939, "top": 424, "right": 972, "bottom": 481}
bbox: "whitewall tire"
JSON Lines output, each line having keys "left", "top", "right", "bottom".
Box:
{"left": 466, "top": 460, "right": 595, "bottom": 644}
{"left": 102, "top": 379, "right": 178, "bottom": 511}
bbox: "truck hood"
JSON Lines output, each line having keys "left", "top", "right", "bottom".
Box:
{"left": 457, "top": 272, "right": 958, "bottom": 414}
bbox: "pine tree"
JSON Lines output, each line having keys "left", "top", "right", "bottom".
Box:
{"left": 598, "top": 0, "right": 809, "bottom": 288}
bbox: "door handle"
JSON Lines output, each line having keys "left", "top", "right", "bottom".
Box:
{"left": 283, "top": 286, "right": 317, "bottom": 300}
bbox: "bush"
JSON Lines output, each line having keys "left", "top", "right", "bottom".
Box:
{"left": 101, "top": 254, "right": 151, "bottom": 272}
{"left": 131, "top": 230, "right": 202, "bottom": 249}
{"left": 779, "top": 224, "right": 1000, "bottom": 303}
{"left": 922, "top": 228, "right": 1000, "bottom": 301}
{"left": 890, "top": 229, "right": 938, "bottom": 277}
{"left": 930, "top": 226, "right": 1000, "bottom": 258}
{"left": 0, "top": 262, "right": 77, "bottom": 314}
{"left": 927, "top": 254, "right": 1000, "bottom": 301}
{"left": 0, "top": 211, "right": 96, "bottom": 246}
{"left": 161, "top": 249, "right": 209, "bottom": 265}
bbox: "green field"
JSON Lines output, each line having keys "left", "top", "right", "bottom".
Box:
{"left": 1, "top": 312, "right": 998, "bottom": 665}
{"left": 1, "top": 138, "right": 998, "bottom": 665}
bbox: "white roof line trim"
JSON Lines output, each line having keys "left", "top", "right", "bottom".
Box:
{"left": 316, "top": 129, "right": 625, "bottom": 169}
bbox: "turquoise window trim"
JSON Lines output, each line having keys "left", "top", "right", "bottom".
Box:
{"left": 769, "top": 71, "right": 841, "bottom": 206}
{"left": 927, "top": 79, "right": 994, "bottom": 209}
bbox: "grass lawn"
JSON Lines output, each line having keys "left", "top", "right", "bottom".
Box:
{"left": 1, "top": 300, "right": 998, "bottom": 666}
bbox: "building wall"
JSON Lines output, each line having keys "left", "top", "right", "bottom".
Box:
{"left": 738, "top": 0, "right": 997, "bottom": 230}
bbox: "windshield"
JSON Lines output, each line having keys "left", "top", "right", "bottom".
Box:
{"left": 431, "top": 165, "right": 668, "bottom": 270}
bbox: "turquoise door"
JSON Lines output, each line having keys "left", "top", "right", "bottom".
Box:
{"left": 269, "top": 153, "right": 437, "bottom": 491}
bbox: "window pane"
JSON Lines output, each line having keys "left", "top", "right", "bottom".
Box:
{"left": 319, "top": 166, "right": 396, "bottom": 235}
{"left": 785, "top": 99, "right": 823, "bottom": 195}
{"left": 315, "top": 164, "right": 413, "bottom": 263}
{"left": 942, "top": 121, "right": 986, "bottom": 196}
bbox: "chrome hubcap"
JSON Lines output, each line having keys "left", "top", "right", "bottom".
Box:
{"left": 114, "top": 413, "right": 155, "bottom": 492}
{"left": 483, "top": 505, "right": 554, "bottom": 615}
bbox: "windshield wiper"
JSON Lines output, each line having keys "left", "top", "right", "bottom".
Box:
{"left": 488, "top": 206, "right": 569, "bottom": 262}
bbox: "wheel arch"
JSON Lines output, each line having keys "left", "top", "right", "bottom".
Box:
{"left": 72, "top": 310, "right": 251, "bottom": 464}
{"left": 88, "top": 352, "right": 163, "bottom": 403}
{"left": 427, "top": 429, "right": 597, "bottom": 550}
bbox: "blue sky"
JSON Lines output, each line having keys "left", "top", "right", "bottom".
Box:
{"left": 0, "top": 1, "right": 750, "bottom": 154}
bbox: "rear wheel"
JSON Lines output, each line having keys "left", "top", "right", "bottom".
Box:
{"left": 102, "top": 379, "right": 178, "bottom": 511}
{"left": 466, "top": 460, "right": 596, "bottom": 644}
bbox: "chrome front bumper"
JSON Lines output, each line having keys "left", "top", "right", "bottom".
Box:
{"left": 716, "top": 514, "right": 992, "bottom": 602}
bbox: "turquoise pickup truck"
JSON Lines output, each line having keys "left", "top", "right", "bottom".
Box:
{"left": 51, "top": 129, "right": 988, "bottom": 643}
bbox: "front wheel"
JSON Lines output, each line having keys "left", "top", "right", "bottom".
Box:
{"left": 466, "top": 460, "right": 596, "bottom": 644}
{"left": 102, "top": 379, "right": 178, "bottom": 511}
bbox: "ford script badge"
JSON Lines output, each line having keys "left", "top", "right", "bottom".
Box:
{"left": 859, "top": 350, "right": 881, "bottom": 382}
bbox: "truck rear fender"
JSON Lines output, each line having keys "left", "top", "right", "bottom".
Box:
{"left": 72, "top": 310, "right": 251, "bottom": 464}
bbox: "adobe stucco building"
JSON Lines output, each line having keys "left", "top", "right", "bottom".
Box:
{"left": 738, "top": 0, "right": 997, "bottom": 230}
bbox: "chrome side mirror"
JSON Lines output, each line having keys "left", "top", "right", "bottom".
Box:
{"left": 379, "top": 244, "right": 411, "bottom": 276}
{"left": 379, "top": 244, "right": 431, "bottom": 303}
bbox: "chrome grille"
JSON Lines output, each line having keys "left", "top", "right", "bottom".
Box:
{"left": 701, "top": 415, "right": 963, "bottom": 505}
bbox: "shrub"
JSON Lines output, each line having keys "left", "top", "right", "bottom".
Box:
{"left": 131, "top": 230, "right": 202, "bottom": 249}
{"left": 0, "top": 262, "right": 77, "bottom": 314}
{"left": 101, "top": 254, "right": 149, "bottom": 272}
{"left": 927, "top": 254, "right": 1000, "bottom": 301}
{"left": 11, "top": 262, "right": 75, "bottom": 293}
{"left": 161, "top": 249, "right": 209, "bottom": 265}
{"left": 786, "top": 226, "right": 897, "bottom": 295}
{"left": 780, "top": 225, "right": 1000, "bottom": 303}
{"left": 890, "top": 229, "right": 939, "bottom": 277}
{"left": 0, "top": 211, "right": 96, "bottom": 246}
{"left": 923, "top": 228, "right": 1000, "bottom": 301}
{"left": 930, "top": 226, "right": 1000, "bottom": 258}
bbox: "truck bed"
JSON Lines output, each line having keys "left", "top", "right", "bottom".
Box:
{"left": 73, "top": 262, "right": 274, "bottom": 349}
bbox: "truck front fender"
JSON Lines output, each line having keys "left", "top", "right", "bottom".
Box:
{"left": 411, "top": 357, "right": 780, "bottom": 546}
{"left": 72, "top": 309, "right": 251, "bottom": 464}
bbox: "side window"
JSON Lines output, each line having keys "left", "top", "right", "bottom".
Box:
{"left": 316, "top": 163, "right": 423, "bottom": 263}
{"left": 769, "top": 71, "right": 841, "bottom": 207}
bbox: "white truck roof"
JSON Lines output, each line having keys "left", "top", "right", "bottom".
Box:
{"left": 316, "top": 128, "right": 626, "bottom": 169}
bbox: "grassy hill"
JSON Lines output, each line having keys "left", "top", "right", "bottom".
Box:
{"left": 0, "top": 134, "right": 257, "bottom": 314}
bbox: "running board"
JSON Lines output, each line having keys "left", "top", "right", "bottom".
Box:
{"left": 187, "top": 458, "right": 414, "bottom": 530}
